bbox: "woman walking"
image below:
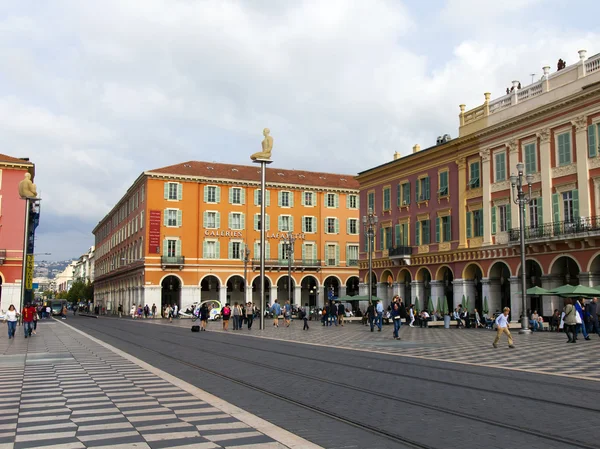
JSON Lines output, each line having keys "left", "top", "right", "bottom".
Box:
{"left": 409, "top": 305, "right": 415, "bottom": 327}
{"left": 391, "top": 302, "right": 401, "bottom": 340}
{"left": 4, "top": 305, "right": 19, "bottom": 339}
{"left": 200, "top": 303, "right": 209, "bottom": 331}
{"left": 232, "top": 302, "right": 241, "bottom": 330}
{"left": 563, "top": 299, "right": 578, "bottom": 343}
{"left": 222, "top": 304, "right": 231, "bottom": 330}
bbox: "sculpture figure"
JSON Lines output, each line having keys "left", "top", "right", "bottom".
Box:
{"left": 18, "top": 173, "right": 38, "bottom": 198}
{"left": 250, "top": 128, "right": 274, "bottom": 161}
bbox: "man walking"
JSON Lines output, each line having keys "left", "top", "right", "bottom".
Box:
{"left": 493, "top": 307, "right": 515, "bottom": 348}
{"left": 22, "top": 303, "right": 35, "bottom": 338}
{"left": 337, "top": 301, "right": 345, "bottom": 326}
{"left": 376, "top": 300, "right": 384, "bottom": 332}
{"left": 245, "top": 302, "right": 254, "bottom": 329}
{"left": 586, "top": 298, "right": 600, "bottom": 337}
{"left": 302, "top": 303, "right": 310, "bottom": 330}
{"left": 151, "top": 303, "right": 157, "bottom": 319}
{"left": 366, "top": 302, "right": 376, "bottom": 332}
{"left": 118, "top": 303, "right": 123, "bottom": 318}
{"left": 271, "top": 299, "right": 281, "bottom": 327}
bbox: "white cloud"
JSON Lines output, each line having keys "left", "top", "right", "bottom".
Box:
{"left": 0, "top": 0, "right": 598, "bottom": 258}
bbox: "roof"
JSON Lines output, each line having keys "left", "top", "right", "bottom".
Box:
{"left": 147, "top": 161, "right": 360, "bottom": 190}
{"left": 0, "top": 153, "right": 34, "bottom": 165}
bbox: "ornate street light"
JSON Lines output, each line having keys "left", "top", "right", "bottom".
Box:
{"left": 243, "top": 243, "right": 251, "bottom": 303}
{"left": 280, "top": 233, "right": 296, "bottom": 306}
{"left": 362, "top": 208, "right": 378, "bottom": 305}
{"left": 510, "top": 162, "right": 534, "bottom": 334}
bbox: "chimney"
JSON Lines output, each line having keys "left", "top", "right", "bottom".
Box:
{"left": 412, "top": 144, "right": 421, "bottom": 154}
{"left": 393, "top": 151, "right": 401, "bottom": 160}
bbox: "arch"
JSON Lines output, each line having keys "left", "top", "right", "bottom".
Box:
{"left": 380, "top": 269, "right": 394, "bottom": 284}
{"left": 364, "top": 271, "right": 377, "bottom": 284}
{"left": 299, "top": 274, "right": 320, "bottom": 287}
{"left": 199, "top": 273, "right": 222, "bottom": 286}
{"left": 515, "top": 257, "right": 545, "bottom": 277}
{"left": 324, "top": 275, "right": 341, "bottom": 299}
{"left": 415, "top": 267, "right": 432, "bottom": 282}
{"left": 435, "top": 265, "right": 453, "bottom": 281}
{"left": 587, "top": 251, "right": 600, "bottom": 273}
{"left": 159, "top": 273, "right": 184, "bottom": 287}
{"left": 250, "top": 274, "right": 273, "bottom": 287}
{"left": 161, "top": 275, "right": 182, "bottom": 310}
{"left": 323, "top": 274, "right": 343, "bottom": 286}
{"left": 396, "top": 268, "right": 412, "bottom": 283}
{"left": 462, "top": 262, "right": 484, "bottom": 279}
{"left": 276, "top": 275, "right": 296, "bottom": 304}
{"left": 488, "top": 260, "right": 513, "bottom": 279}
{"left": 345, "top": 275, "right": 360, "bottom": 297}
{"left": 224, "top": 273, "right": 248, "bottom": 285}
{"left": 549, "top": 254, "right": 582, "bottom": 275}
{"left": 0, "top": 271, "right": 5, "bottom": 284}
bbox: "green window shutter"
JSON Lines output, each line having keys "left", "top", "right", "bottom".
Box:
{"left": 177, "top": 210, "right": 182, "bottom": 227}
{"left": 228, "top": 212, "right": 233, "bottom": 229}
{"left": 302, "top": 192, "right": 306, "bottom": 206}
{"left": 506, "top": 207, "right": 511, "bottom": 230}
{"left": 254, "top": 214, "right": 259, "bottom": 231}
{"left": 289, "top": 192, "right": 294, "bottom": 208}
{"left": 266, "top": 214, "right": 270, "bottom": 231}
{"left": 240, "top": 213, "right": 245, "bottom": 229}
{"left": 278, "top": 215, "right": 283, "bottom": 231}
{"left": 405, "top": 183, "right": 410, "bottom": 205}
{"left": 215, "top": 186, "right": 221, "bottom": 203}
{"left": 203, "top": 211, "right": 208, "bottom": 228}
{"left": 589, "top": 124, "right": 598, "bottom": 158}
{"left": 415, "top": 180, "right": 420, "bottom": 202}
{"left": 435, "top": 218, "right": 440, "bottom": 243}
{"left": 572, "top": 189, "right": 579, "bottom": 218}
{"left": 254, "top": 242, "right": 259, "bottom": 259}
{"left": 491, "top": 206, "right": 497, "bottom": 235}
{"left": 176, "top": 240, "right": 182, "bottom": 257}
{"left": 202, "top": 241, "right": 207, "bottom": 258}
{"left": 163, "top": 210, "right": 168, "bottom": 227}
{"left": 446, "top": 217, "right": 451, "bottom": 242}
{"left": 266, "top": 190, "right": 271, "bottom": 206}
{"left": 441, "top": 172, "right": 448, "bottom": 191}
{"left": 395, "top": 224, "right": 401, "bottom": 246}
{"left": 228, "top": 241, "right": 233, "bottom": 259}
{"left": 254, "top": 189, "right": 259, "bottom": 206}
{"left": 302, "top": 244, "right": 306, "bottom": 261}
{"left": 229, "top": 188, "right": 233, "bottom": 204}
{"left": 425, "top": 177, "right": 430, "bottom": 200}
{"left": 177, "top": 183, "right": 183, "bottom": 200}
{"left": 335, "top": 245, "right": 340, "bottom": 266}
{"left": 215, "top": 241, "right": 220, "bottom": 259}
{"left": 415, "top": 222, "right": 421, "bottom": 246}
{"left": 265, "top": 242, "right": 270, "bottom": 258}
{"left": 347, "top": 219, "right": 351, "bottom": 234}
{"left": 278, "top": 191, "right": 282, "bottom": 207}
{"left": 335, "top": 218, "right": 340, "bottom": 234}
{"left": 215, "top": 212, "right": 221, "bottom": 228}
{"left": 241, "top": 188, "right": 245, "bottom": 205}
{"left": 397, "top": 184, "right": 401, "bottom": 207}
{"left": 289, "top": 216, "right": 294, "bottom": 232}
{"left": 335, "top": 194, "right": 339, "bottom": 208}
{"left": 163, "top": 239, "right": 168, "bottom": 255}
{"left": 380, "top": 228, "right": 384, "bottom": 250}
{"left": 302, "top": 216, "right": 306, "bottom": 233}
{"left": 346, "top": 194, "right": 350, "bottom": 209}
{"left": 313, "top": 217, "right": 317, "bottom": 233}
{"left": 552, "top": 193, "right": 560, "bottom": 223}
{"left": 324, "top": 218, "right": 328, "bottom": 233}
{"left": 164, "top": 183, "right": 169, "bottom": 199}
{"left": 466, "top": 212, "right": 472, "bottom": 238}
{"left": 423, "top": 220, "right": 429, "bottom": 244}
{"left": 537, "top": 202, "right": 543, "bottom": 227}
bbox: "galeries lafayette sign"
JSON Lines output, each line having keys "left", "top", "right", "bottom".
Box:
{"left": 203, "top": 230, "right": 306, "bottom": 240}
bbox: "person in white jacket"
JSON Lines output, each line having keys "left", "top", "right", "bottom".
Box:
{"left": 4, "top": 305, "right": 19, "bottom": 339}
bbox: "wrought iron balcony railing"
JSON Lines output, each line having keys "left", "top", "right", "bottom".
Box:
{"left": 0, "top": 249, "right": 5, "bottom": 265}
{"left": 388, "top": 246, "right": 413, "bottom": 257}
{"left": 161, "top": 256, "right": 185, "bottom": 267}
{"left": 252, "top": 258, "right": 322, "bottom": 269}
{"left": 508, "top": 216, "right": 600, "bottom": 242}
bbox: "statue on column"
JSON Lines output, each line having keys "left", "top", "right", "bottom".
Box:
{"left": 251, "top": 128, "right": 274, "bottom": 161}
{"left": 18, "top": 173, "right": 38, "bottom": 198}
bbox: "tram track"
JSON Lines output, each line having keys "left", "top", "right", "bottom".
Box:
{"left": 73, "top": 319, "right": 600, "bottom": 449}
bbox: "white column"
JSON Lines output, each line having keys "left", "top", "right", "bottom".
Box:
{"left": 452, "top": 279, "right": 468, "bottom": 310}
{"left": 392, "top": 282, "right": 402, "bottom": 298}
{"left": 537, "top": 129, "right": 552, "bottom": 224}
{"left": 317, "top": 286, "right": 325, "bottom": 308}
{"left": 463, "top": 280, "right": 476, "bottom": 312}
{"left": 573, "top": 116, "right": 591, "bottom": 217}
{"left": 376, "top": 283, "right": 390, "bottom": 307}
{"left": 507, "top": 141, "right": 520, "bottom": 227}
{"left": 541, "top": 275, "right": 562, "bottom": 317}
{"left": 411, "top": 281, "right": 423, "bottom": 309}
{"left": 269, "top": 286, "right": 278, "bottom": 306}
{"left": 481, "top": 279, "right": 491, "bottom": 313}
{"left": 358, "top": 283, "right": 368, "bottom": 296}
{"left": 294, "top": 285, "right": 302, "bottom": 306}
{"left": 579, "top": 272, "right": 592, "bottom": 287}
{"left": 480, "top": 149, "right": 492, "bottom": 245}
{"left": 430, "top": 281, "right": 444, "bottom": 311}
{"left": 509, "top": 276, "right": 522, "bottom": 322}
{"left": 219, "top": 286, "right": 227, "bottom": 306}
{"left": 339, "top": 286, "right": 347, "bottom": 298}
{"left": 488, "top": 280, "right": 502, "bottom": 315}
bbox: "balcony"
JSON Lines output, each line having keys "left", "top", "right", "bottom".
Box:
{"left": 388, "top": 246, "right": 413, "bottom": 258}
{"left": 508, "top": 216, "right": 600, "bottom": 243}
{"left": 252, "top": 258, "right": 322, "bottom": 271}
{"left": 161, "top": 256, "right": 185, "bottom": 270}
{"left": 347, "top": 259, "right": 358, "bottom": 266}
{"left": 0, "top": 249, "right": 5, "bottom": 265}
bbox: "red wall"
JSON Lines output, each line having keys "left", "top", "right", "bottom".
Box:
{"left": 0, "top": 168, "right": 28, "bottom": 283}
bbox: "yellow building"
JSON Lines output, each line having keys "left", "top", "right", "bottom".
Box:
{"left": 93, "top": 161, "right": 360, "bottom": 314}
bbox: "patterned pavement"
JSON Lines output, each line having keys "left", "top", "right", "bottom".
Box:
{"left": 149, "top": 316, "right": 600, "bottom": 382}
{"left": 0, "top": 320, "right": 320, "bottom": 449}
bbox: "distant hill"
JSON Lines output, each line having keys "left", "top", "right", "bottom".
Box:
{"left": 34, "top": 259, "right": 76, "bottom": 279}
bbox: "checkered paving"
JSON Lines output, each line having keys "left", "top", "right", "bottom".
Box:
{"left": 155, "top": 317, "right": 600, "bottom": 382}
{"left": 0, "top": 321, "right": 291, "bottom": 449}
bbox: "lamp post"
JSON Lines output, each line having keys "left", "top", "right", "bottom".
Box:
{"left": 510, "top": 161, "right": 534, "bottom": 334}
{"left": 362, "top": 208, "right": 378, "bottom": 305}
{"left": 281, "top": 233, "right": 296, "bottom": 306}
{"left": 243, "top": 243, "right": 251, "bottom": 304}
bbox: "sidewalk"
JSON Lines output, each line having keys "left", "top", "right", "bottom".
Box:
{"left": 0, "top": 320, "right": 322, "bottom": 449}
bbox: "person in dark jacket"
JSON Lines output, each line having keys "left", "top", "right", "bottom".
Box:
{"left": 337, "top": 302, "right": 345, "bottom": 326}
{"left": 587, "top": 298, "right": 600, "bottom": 337}
{"left": 366, "top": 302, "right": 376, "bottom": 332}
{"left": 200, "top": 303, "right": 209, "bottom": 331}
{"left": 391, "top": 302, "right": 402, "bottom": 340}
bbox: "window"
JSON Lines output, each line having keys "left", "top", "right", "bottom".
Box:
{"left": 205, "top": 185, "right": 220, "bottom": 203}
{"left": 279, "top": 215, "right": 293, "bottom": 232}
{"left": 442, "top": 216, "right": 451, "bottom": 242}
{"left": 347, "top": 245, "right": 359, "bottom": 266}
{"left": 325, "top": 244, "right": 339, "bottom": 266}
{"left": 166, "top": 239, "right": 178, "bottom": 257}
{"left": 401, "top": 183, "right": 410, "bottom": 206}
{"left": 557, "top": 132, "right": 571, "bottom": 166}
{"left": 302, "top": 243, "right": 316, "bottom": 262}
{"left": 382, "top": 226, "right": 393, "bottom": 249}
{"left": 383, "top": 187, "right": 391, "bottom": 210}
{"left": 498, "top": 205, "right": 510, "bottom": 233}
{"left": 254, "top": 241, "right": 271, "bottom": 259}
{"left": 347, "top": 218, "right": 358, "bottom": 235}
{"left": 563, "top": 191, "right": 574, "bottom": 222}
{"left": 279, "top": 191, "right": 293, "bottom": 207}
{"left": 417, "top": 220, "right": 430, "bottom": 245}
{"left": 165, "top": 209, "right": 180, "bottom": 227}
{"left": 229, "top": 212, "right": 244, "bottom": 230}
{"left": 303, "top": 216, "right": 316, "bottom": 233}
{"left": 254, "top": 189, "right": 271, "bottom": 206}
{"left": 495, "top": 152, "right": 506, "bottom": 182}
{"left": 326, "top": 218, "right": 338, "bottom": 234}
{"left": 204, "top": 211, "right": 219, "bottom": 229}
{"left": 529, "top": 199, "right": 540, "bottom": 228}
{"left": 588, "top": 123, "right": 598, "bottom": 158}
{"left": 303, "top": 191, "right": 314, "bottom": 206}
{"left": 368, "top": 192, "right": 375, "bottom": 212}
{"left": 467, "top": 210, "right": 484, "bottom": 238}
{"left": 229, "top": 241, "right": 241, "bottom": 259}
{"left": 347, "top": 194, "right": 358, "bottom": 209}
{"left": 165, "top": 182, "right": 182, "bottom": 201}
{"left": 326, "top": 193, "right": 338, "bottom": 208}
{"left": 395, "top": 223, "right": 409, "bottom": 246}
{"left": 415, "top": 177, "right": 430, "bottom": 202}
{"left": 524, "top": 143, "right": 537, "bottom": 174}
{"left": 469, "top": 162, "right": 480, "bottom": 188}
{"left": 254, "top": 214, "right": 270, "bottom": 231}
{"left": 203, "top": 240, "right": 218, "bottom": 259}
{"left": 438, "top": 171, "right": 448, "bottom": 196}
{"left": 229, "top": 187, "right": 244, "bottom": 205}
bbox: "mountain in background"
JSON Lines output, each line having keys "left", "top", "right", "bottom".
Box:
{"left": 34, "top": 259, "right": 76, "bottom": 279}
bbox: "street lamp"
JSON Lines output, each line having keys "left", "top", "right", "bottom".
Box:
{"left": 310, "top": 285, "right": 319, "bottom": 310}
{"left": 281, "top": 233, "right": 296, "bottom": 306}
{"left": 243, "top": 243, "right": 251, "bottom": 304}
{"left": 362, "top": 207, "right": 378, "bottom": 306}
{"left": 510, "top": 161, "right": 534, "bottom": 335}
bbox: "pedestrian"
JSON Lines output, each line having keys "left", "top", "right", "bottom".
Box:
{"left": 118, "top": 303, "right": 123, "bottom": 318}
{"left": 587, "top": 298, "right": 600, "bottom": 337}
{"left": 130, "top": 305, "right": 136, "bottom": 319}
{"left": 166, "top": 305, "right": 173, "bottom": 323}
{"left": 3, "top": 304, "right": 19, "bottom": 339}
{"left": 575, "top": 298, "right": 590, "bottom": 340}
{"left": 143, "top": 304, "right": 149, "bottom": 319}
{"left": 283, "top": 305, "right": 291, "bottom": 327}
{"left": 563, "top": 299, "right": 577, "bottom": 343}
{"left": 367, "top": 302, "right": 376, "bottom": 332}
{"left": 151, "top": 303, "right": 157, "bottom": 318}
{"left": 200, "top": 303, "right": 209, "bottom": 331}
{"left": 376, "top": 300, "right": 384, "bottom": 332}
{"left": 337, "top": 301, "right": 345, "bottom": 326}
{"left": 232, "top": 302, "right": 241, "bottom": 330}
{"left": 302, "top": 303, "right": 310, "bottom": 330}
{"left": 45, "top": 305, "right": 51, "bottom": 319}
{"left": 391, "top": 302, "right": 401, "bottom": 340}
{"left": 409, "top": 305, "right": 415, "bottom": 327}
{"left": 245, "top": 302, "right": 254, "bottom": 330}
{"left": 22, "top": 303, "right": 35, "bottom": 338}
{"left": 173, "top": 304, "right": 179, "bottom": 319}
{"left": 222, "top": 303, "right": 231, "bottom": 330}
{"left": 32, "top": 308, "right": 38, "bottom": 335}
{"left": 271, "top": 299, "right": 281, "bottom": 327}
{"left": 492, "top": 307, "right": 515, "bottom": 348}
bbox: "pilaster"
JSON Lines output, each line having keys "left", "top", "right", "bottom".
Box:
{"left": 481, "top": 278, "right": 492, "bottom": 313}
{"left": 541, "top": 275, "right": 563, "bottom": 316}
{"left": 430, "top": 280, "right": 444, "bottom": 310}
{"left": 537, "top": 129, "right": 553, "bottom": 224}
{"left": 294, "top": 285, "right": 302, "bottom": 306}
{"left": 573, "top": 116, "right": 591, "bottom": 217}
{"left": 509, "top": 276, "right": 522, "bottom": 322}
{"left": 507, "top": 140, "right": 520, "bottom": 228}
{"left": 219, "top": 286, "right": 228, "bottom": 307}
{"left": 480, "top": 149, "right": 492, "bottom": 245}
{"left": 456, "top": 157, "right": 468, "bottom": 249}
{"left": 452, "top": 279, "right": 468, "bottom": 309}
{"left": 358, "top": 283, "right": 368, "bottom": 296}
{"left": 411, "top": 281, "right": 423, "bottom": 308}
{"left": 377, "top": 282, "right": 390, "bottom": 307}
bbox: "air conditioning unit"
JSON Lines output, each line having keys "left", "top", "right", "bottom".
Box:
{"left": 402, "top": 201, "right": 408, "bottom": 206}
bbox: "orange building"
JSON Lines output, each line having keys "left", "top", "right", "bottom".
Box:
{"left": 93, "top": 161, "right": 360, "bottom": 314}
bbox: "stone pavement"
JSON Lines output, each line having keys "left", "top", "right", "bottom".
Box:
{"left": 0, "top": 319, "right": 322, "bottom": 449}
{"left": 146, "top": 316, "right": 600, "bottom": 382}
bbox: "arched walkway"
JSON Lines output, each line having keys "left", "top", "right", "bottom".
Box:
{"left": 201, "top": 275, "right": 220, "bottom": 303}
{"left": 276, "top": 275, "right": 296, "bottom": 304}
{"left": 463, "top": 263, "right": 483, "bottom": 313}
{"left": 550, "top": 255, "right": 580, "bottom": 286}
{"left": 345, "top": 276, "right": 359, "bottom": 297}
{"left": 301, "top": 275, "right": 319, "bottom": 308}
{"left": 161, "top": 275, "right": 182, "bottom": 311}
{"left": 227, "top": 275, "right": 245, "bottom": 305}
{"left": 398, "top": 269, "right": 412, "bottom": 306}
{"left": 489, "top": 261, "right": 511, "bottom": 318}
{"left": 251, "top": 276, "right": 272, "bottom": 310}
{"left": 324, "top": 276, "right": 341, "bottom": 301}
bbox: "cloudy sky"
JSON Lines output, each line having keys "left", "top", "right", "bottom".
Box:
{"left": 1, "top": 0, "right": 598, "bottom": 261}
